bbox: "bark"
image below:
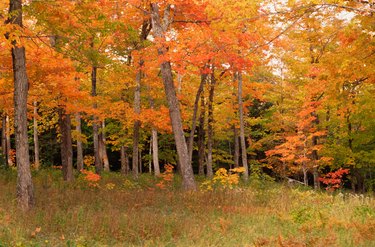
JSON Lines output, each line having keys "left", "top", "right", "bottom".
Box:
{"left": 139, "top": 149, "right": 142, "bottom": 174}
{"left": 5, "top": 115, "right": 12, "bottom": 167}
{"left": 75, "top": 113, "right": 84, "bottom": 171}
{"left": 187, "top": 72, "right": 207, "bottom": 163}
{"left": 233, "top": 125, "right": 240, "bottom": 168}
{"left": 311, "top": 113, "right": 320, "bottom": 190}
{"left": 1, "top": 117, "right": 6, "bottom": 164}
{"left": 198, "top": 91, "right": 205, "bottom": 176}
{"left": 302, "top": 165, "right": 308, "bottom": 186}
{"left": 8, "top": 0, "right": 34, "bottom": 211}
{"left": 238, "top": 72, "right": 249, "bottom": 181}
{"left": 132, "top": 64, "right": 142, "bottom": 177}
{"left": 206, "top": 68, "right": 215, "bottom": 178}
{"left": 120, "top": 145, "right": 129, "bottom": 175}
{"left": 152, "top": 129, "right": 160, "bottom": 176}
{"left": 33, "top": 101, "right": 40, "bottom": 170}
{"left": 148, "top": 87, "right": 160, "bottom": 176}
{"left": 58, "top": 109, "right": 73, "bottom": 182}
{"left": 101, "top": 121, "right": 110, "bottom": 171}
{"left": 91, "top": 66, "right": 102, "bottom": 173}
{"left": 150, "top": 3, "right": 196, "bottom": 190}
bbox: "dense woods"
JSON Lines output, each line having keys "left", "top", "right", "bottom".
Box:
{"left": 0, "top": 0, "right": 374, "bottom": 245}
{"left": 1, "top": 0, "right": 374, "bottom": 199}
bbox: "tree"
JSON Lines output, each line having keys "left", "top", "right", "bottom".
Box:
{"left": 7, "top": 0, "right": 34, "bottom": 210}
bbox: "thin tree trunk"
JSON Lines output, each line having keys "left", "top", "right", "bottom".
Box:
{"left": 150, "top": 3, "right": 196, "bottom": 190}
{"left": 1, "top": 116, "right": 6, "bottom": 165}
{"left": 198, "top": 91, "right": 205, "bottom": 176}
{"left": 238, "top": 72, "right": 249, "bottom": 181}
{"left": 139, "top": 149, "right": 142, "bottom": 174}
{"left": 5, "top": 115, "right": 13, "bottom": 166}
{"left": 206, "top": 67, "right": 216, "bottom": 178}
{"left": 302, "top": 165, "right": 308, "bottom": 186}
{"left": 8, "top": 0, "right": 34, "bottom": 210}
{"left": 91, "top": 66, "right": 102, "bottom": 173}
{"left": 101, "top": 121, "right": 110, "bottom": 171}
{"left": 233, "top": 125, "right": 239, "bottom": 168}
{"left": 75, "top": 113, "right": 84, "bottom": 171}
{"left": 132, "top": 63, "right": 142, "bottom": 177}
{"left": 188, "top": 72, "right": 207, "bottom": 163}
{"left": 59, "top": 109, "right": 73, "bottom": 182}
{"left": 148, "top": 87, "right": 161, "bottom": 176}
{"left": 33, "top": 101, "right": 40, "bottom": 170}
{"left": 120, "top": 145, "right": 129, "bottom": 175}
{"left": 152, "top": 128, "right": 160, "bottom": 176}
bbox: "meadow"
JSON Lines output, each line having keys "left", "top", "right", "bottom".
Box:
{"left": 0, "top": 169, "right": 374, "bottom": 247}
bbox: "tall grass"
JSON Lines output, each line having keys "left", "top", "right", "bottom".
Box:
{"left": 0, "top": 169, "right": 374, "bottom": 246}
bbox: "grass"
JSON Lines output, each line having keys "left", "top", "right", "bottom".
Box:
{"left": 0, "top": 168, "right": 374, "bottom": 246}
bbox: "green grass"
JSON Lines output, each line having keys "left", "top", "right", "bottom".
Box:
{"left": 0, "top": 169, "right": 374, "bottom": 246}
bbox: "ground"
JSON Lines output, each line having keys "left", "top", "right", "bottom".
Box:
{"left": 0, "top": 169, "right": 374, "bottom": 247}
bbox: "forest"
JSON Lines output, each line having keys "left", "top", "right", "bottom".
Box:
{"left": 0, "top": 0, "right": 374, "bottom": 246}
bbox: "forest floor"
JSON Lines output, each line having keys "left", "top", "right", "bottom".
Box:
{"left": 0, "top": 168, "right": 374, "bottom": 247}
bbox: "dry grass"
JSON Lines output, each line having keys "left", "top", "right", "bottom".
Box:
{"left": 0, "top": 169, "right": 374, "bottom": 246}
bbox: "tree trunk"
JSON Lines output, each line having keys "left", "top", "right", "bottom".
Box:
{"left": 1, "top": 116, "right": 6, "bottom": 165}
{"left": 188, "top": 72, "right": 207, "bottom": 163}
{"left": 120, "top": 145, "right": 129, "bottom": 175}
{"left": 150, "top": 3, "right": 196, "bottom": 190}
{"left": 198, "top": 91, "right": 205, "bottom": 176}
{"left": 59, "top": 109, "right": 73, "bottom": 182}
{"left": 75, "top": 113, "right": 84, "bottom": 171}
{"left": 5, "top": 115, "right": 12, "bottom": 167}
{"left": 152, "top": 128, "right": 160, "bottom": 176}
{"left": 8, "top": 0, "right": 34, "bottom": 211}
{"left": 91, "top": 66, "right": 102, "bottom": 173}
{"left": 238, "top": 72, "right": 249, "bottom": 181}
{"left": 233, "top": 125, "right": 239, "bottom": 168}
{"left": 132, "top": 64, "right": 142, "bottom": 177}
{"left": 206, "top": 67, "right": 215, "bottom": 178}
{"left": 33, "top": 101, "right": 40, "bottom": 170}
{"left": 302, "top": 165, "right": 308, "bottom": 186}
{"left": 101, "top": 121, "right": 110, "bottom": 171}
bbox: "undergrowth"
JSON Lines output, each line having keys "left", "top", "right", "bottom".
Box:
{"left": 0, "top": 169, "right": 374, "bottom": 246}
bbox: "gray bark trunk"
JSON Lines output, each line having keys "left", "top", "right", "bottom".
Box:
{"left": 33, "top": 101, "right": 40, "bottom": 169}
{"left": 188, "top": 72, "right": 207, "bottom": 163}
{"left": 238, "top": 72, "right": 249, "bottom": 181}
{"left": 1, "top": 117, "right": 6, "bottom": 164}
{"left": 132, "top": 66, "right": 142, "bottom": 177}
{"left": 8, "top": 0, "right": 34, "bottom": 211}
{"left": 5, "top": 115, "right": 12, "bottom": 167}
{"left": 206, "top": 68, "right": 215, "bottom": 178}
{"left": 101, "top": 121, "right": 110, "bottom": 171}
{"left": 120, "top": 145, "right": 129, "bottom": 175}
{"left": 152, "top": 129, "right": 160, "bottom": 176}
{"left": 59, "top": 109, "right": 73, "bottom": 182}
{"left": 233, "top": 125, "right": 239, "bottom": 168}
{"left": 150, "top": 3, "right": 196, "bottom": 190}
{"left": 75, "top": 113, "right": 84, "bottom": 171}
{"left": 198, "top": 91, "right": 205, "bottom": 176}
{"left": 91, "top": 66, "right": 102, "bottom": 173}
